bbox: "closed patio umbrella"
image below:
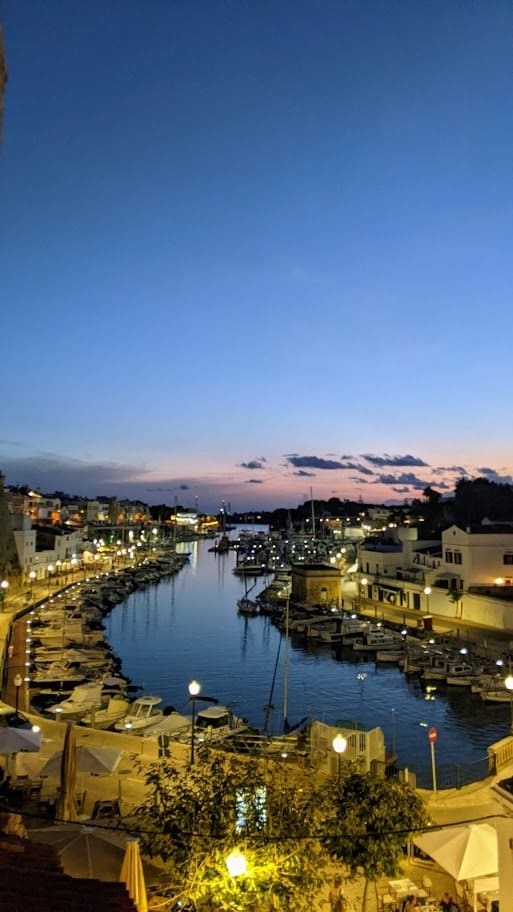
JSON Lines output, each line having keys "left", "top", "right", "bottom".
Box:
{"left": 120, "top": 838, "right": 148, "bottom": 912}
{"left": 55, "top": 721, "right": 77, "bottom": 822}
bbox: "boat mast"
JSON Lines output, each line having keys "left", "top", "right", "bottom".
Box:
{"left": 283, "top": 597, "right": 290, "bottom": 732}
{"left": 310, "top": 487, "right": 316, "bottom": 539}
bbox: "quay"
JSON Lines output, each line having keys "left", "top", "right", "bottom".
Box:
{"left": 2, "top": 566, "right": 513, "bottom": 911}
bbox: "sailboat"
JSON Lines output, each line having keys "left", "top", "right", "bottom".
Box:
{"left": 237, "top": 577, "right": 258, "bottom": 615}
{"left": 264, "top": 599, "right": 308, "bottom": 736}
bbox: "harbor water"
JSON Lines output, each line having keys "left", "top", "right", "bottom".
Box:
{"left": 105, "top": 533, "right": 510, "bottom": 774}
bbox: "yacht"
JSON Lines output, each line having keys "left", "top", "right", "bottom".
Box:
{"left": 80, "top": 695, "right": 132, "bottom": 730}
{"left": 113, "top": 695, "right": 165, "bottom": 732}
{"left": 46, "top": 682, "right": 104, "bottom": 720}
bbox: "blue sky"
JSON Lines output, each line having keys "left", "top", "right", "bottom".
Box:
{"left": 2, "top": 1, "right": 513, "bottom": 512}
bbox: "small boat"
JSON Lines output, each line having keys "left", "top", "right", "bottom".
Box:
{"left": 376, "top": 648, "right": 404, "bottom": 664}
{"left": 480, "top": 688, "right": 512, "bottom": 703}
{"left": 237, "top": 597, "right": 259, "bottom": 615}
{"left": 46, "top": 682, "right": 105, "bottom": 720}
{"left": 352, "top": 630, "right": 399, "bottom": 652}
{"left": 113, "top": 695, "right": 165, "bottom": 732}
{"left": 80, "top": 695, "right": 132, "bottom": 730}
{"left": 446, "top": 661, "right": 482, "bottom": 687}
{"left": 194, "top": 705, "right": 249, "bottom": 742}
{"left": 237, "top": 577, "right": 259, "bottom": 615}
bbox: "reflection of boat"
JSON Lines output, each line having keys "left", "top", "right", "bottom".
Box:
{"left": 113, "top": 695, "right": 165, "bottom": 732}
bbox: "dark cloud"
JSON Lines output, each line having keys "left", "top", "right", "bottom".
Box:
{"left": 432, "top": 466, "right": 468, "bottom": 476}
{"left": 477, "top": 468, "right": 513, "bottom": 485}
{"left": 293, "top": 470, "right": 316, "bottom": 477}
{"left": 245, "top": 478, "right": 263, "bottom": 484}
{"left": 341, "top": 461, "right": 374, "bottom": 475}
{"left": 374, "top": 472, "right": 428, "bottom": 490}
{"left": 286, "top": 455, "right": 345, "bottom": 470}
{"left": 362, "top": 453, "right": 428, "bottom": 468}
{"left": 1, "top": 454, "right": 147, "bottom": 494}
{"left": 240, "top": 459, "right": 266, "bottom": 470}
{"left": 391, "top": 486, "right": 410, "bottom": 493}
{"left": 179, "top": 484, "right": 189, "bottom": 490}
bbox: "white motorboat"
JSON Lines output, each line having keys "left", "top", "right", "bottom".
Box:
{"left": 46, "top": 682, "right": 105, "bottom": 720}
{"left": 113, "top": 695, "right": 165, "bottom": 732}
{"left": 194, "top": 705, "right": 249, "bottom": 743}
{"left": 352, "top": 629, "right": 400, "bottom": 652}
{"left": 80, "top": 695, "right": 132, "bottom": 730}
{"left": 446, "top": 661, "right": 482, "bottom": 686}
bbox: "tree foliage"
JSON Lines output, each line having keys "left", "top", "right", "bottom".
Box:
{"left": 323, "top": 773, "right": 429, "bottom": 909}
{"left": 131, "top": 752, "right": 328, "bottom": 911}
{"left": 131, "top": 754, "right": 430, "bottom": 912}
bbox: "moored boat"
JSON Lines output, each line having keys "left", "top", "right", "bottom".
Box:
{"left": 113, "top": 695, "right": 165, "bottom": 732}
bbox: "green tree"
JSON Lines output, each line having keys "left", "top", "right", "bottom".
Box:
{"left": 131, "top": 752, "right": 329, "bottom": 912}
{"left": 323, "top": 772, "right": 429, "bottom": 911}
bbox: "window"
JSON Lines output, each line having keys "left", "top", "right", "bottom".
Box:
{"left": 445, "top": 551, "right": 453, "bottom": 563}
{"left": 454, "top": 552, "right": 462, "bottom": 565}
{"left": 504, "top": 554, "right": 513, "bottom": 565}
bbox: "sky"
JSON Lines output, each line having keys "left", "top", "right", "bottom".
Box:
{"left": 2, "top": 0, "right": 513, "bottom": 513}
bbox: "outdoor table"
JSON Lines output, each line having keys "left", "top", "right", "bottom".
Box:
{"left": 388, "top": 879, "right": 419, "bottom": 900}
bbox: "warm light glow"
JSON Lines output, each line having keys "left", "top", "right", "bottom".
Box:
{"left": 360, "top": 577, "right": 368, "bottom": 586}
{"left": 0, "top": 580, "right": 9, "bottom": 591}
{"left": 495, "top": 577, "right": 505, "bottom": 586}
{"left": 423, "top": 586, "right": 432, "bottom": 596}
{"left": 505, "top": 675, "right": 513, "bottom": 692}
{"left": 226, "top": 849, "right": 247, "bottom": 877}
{"left": 188, "top": 679, "right": 201, "bottom": 697}
{"left": 332, "top": 733, "right": 348, "bottom": 755}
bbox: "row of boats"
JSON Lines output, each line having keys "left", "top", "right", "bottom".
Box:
{"left": 27, "top": 553, "right": 189, "bottom": 732}
{"left": 26, "top": 552, "right": 250, "bottom": 744}
{"left": 232, "top": 559, "right": 513, "bottom": 704}
{"left": 283, "top": 611, "right": 513, "bottom": 701}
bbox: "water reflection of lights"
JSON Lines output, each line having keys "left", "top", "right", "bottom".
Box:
{"left": 424, "top": 685, "right": 437, "bottom": 701}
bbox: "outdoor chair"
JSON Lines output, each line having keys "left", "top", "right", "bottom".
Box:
{"left": 377, "top": 891, "right": 396, "bottom": 912}
{"left": 91, "top": 798, "right": 121, "bottom": 821}
{"left": 421, "top": 876, "right": 432, "bottom": 896}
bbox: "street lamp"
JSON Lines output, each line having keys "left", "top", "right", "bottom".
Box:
{"left": 28, "top": 570, "right": 36, "bottom": 604}
{"left": 188, "top": 679, "right": 201, "bottom": 765}
{"left": 423, "top": 586, "right": 432, "bottom": 612}
{"left": 359, "top": 577, "right": 368, "bottom": 612}
{"left": 505, "top": 675, "right": 513, "bottom": 735}
{"left": 0, "top": 579, "right": 9, "bottom": 611}
{"left": 226, "top": 849, "right": 248, "bottom": 877}
{"left": 14, "top": 673, "right": 23, "bottom": 717}
{"left": 332, "top": 732, "right": 348, "bottom": 783}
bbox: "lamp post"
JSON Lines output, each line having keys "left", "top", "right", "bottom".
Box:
{"left": 0, "top": 579, "right": 9, "bottom": 611}
{"left": 226, "top": 849, "right": 248, "bottom": 878}
{"left": 332, "top": 732, "right": 348, "bottom": 783}
{"left": 188, "top": 679, "right": 201, "bottom": 765}
{"left": 359, "top": 577, "right": 368, "bottom": 612}
{"left": 423, "top": 586, "right": 432, "bottom": 613}
{"left": 14, "top": 673, "right": 22, "bottom": 717}
{"left": 28, "top": 570, "right": 36, "bottom": 604}
{"left": 47, "top": 564, "right": 55, "bottom": 596}
{"left": 505, "top": 675, "right": 513, "bottom": 735}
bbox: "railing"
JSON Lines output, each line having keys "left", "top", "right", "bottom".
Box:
{"left": 389, "top": 753, "right": 494, "bottom": 790}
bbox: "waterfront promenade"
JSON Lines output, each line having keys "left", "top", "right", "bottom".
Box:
{"left": 2, "top": 572, "right": 513, "bottom": 909}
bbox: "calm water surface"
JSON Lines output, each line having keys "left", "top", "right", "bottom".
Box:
{"left": 105, "top": 533, "right": 509, "bottom": 772}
